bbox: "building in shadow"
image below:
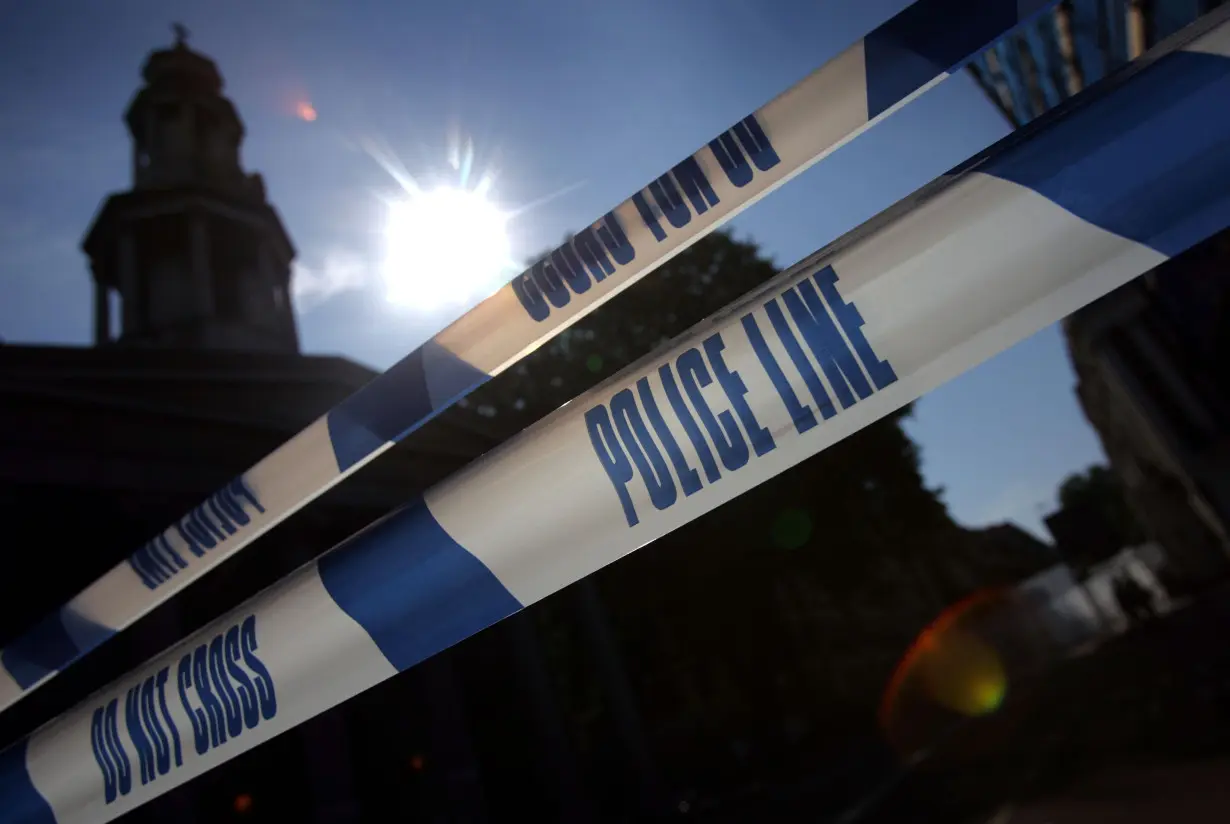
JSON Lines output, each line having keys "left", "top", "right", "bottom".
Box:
{"left": 969, "top": 0, "right": 1230, "bottom": 592}
{"left": 968, "top": 0, "right": 1227, "bottom": 128}
{"left": 0, "top": 30, "right": 513, "bottom": 824}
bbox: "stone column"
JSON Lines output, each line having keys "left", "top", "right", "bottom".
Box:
{"left": 257, "top": 241, "right": 278, "bottom": 323}
{"left": 93, "top": 281, "right": 110, "bottom": 345}
{"left": 190, "top": 215, "right": 213, "bottom": 316}
{"left": 263, "top": 241, "right": 300, "bottom": 351}
{"left": 117, "top": 232, "right": 139, "bottom": 338}
{"left": 1127, "top": 0, "right": 1148, "bottom": 59}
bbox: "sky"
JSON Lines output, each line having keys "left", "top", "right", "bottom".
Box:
{"left": 0, "top": 0, "right": 1108, "bottom": 539}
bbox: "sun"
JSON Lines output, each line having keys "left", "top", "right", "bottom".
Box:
{"left": 381, "top": 186, "right": 512, "bottom": 310}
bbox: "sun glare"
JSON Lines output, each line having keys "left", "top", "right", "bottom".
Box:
{"left": 381, "top": 186, "right": 512, "bottom": 310}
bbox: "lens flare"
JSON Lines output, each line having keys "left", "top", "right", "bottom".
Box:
{"left": 296, "top": 101, "right": 317, "bottom": 122}
{"left": 917, "top": 627, "right": 1007, "bottom": 717}
{"left": 880, "top": 590, "right": 1010, "bottom": 754}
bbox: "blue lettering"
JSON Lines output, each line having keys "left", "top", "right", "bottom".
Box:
{"left": 659, "top": 363, "right": 721, "bottom": 483}
{"left": 228, "top": 478, "right": 264, "bottom": 514}
{"left": 206, "top": 496, "right": 238, "bottom": 536}
{"left": 103, "top": 700, "right": 131, "bottom": 797}
{"left": 150, "top": 542, "right": 177, "bottom": 580}
{"left": 708, "top": 114, "right": 780, "bottom": 187}
{"left": 181, "top": 516, "right": 216, "bottom": 552}
{"left": 648, "top": 173, "right": 690, "bottom": 230}
{"left": 783, "top": 281, "right": 872, "bottom": 409}
{"left": 733, "top": 115, "right": 780, "bottom": 172}
{"left": 512, "top": 272, "right": 550, "bottom": 322}
{"left": 140, "top": 676, "right": 172, "bottom": 778}
{"left": 225, "top": 625, "right": 260, "bottom": 730}
{"left": 176, "top": 619, "right": 276, "bottom": 757}
{"left": 742, "top": 313, "right": 817, "bottom": 434}
{"left": 212, "top": 487, "right": 249, "bottom": 527}
{"left": 512, "top": 217, "right": 637, "bottom": 323}
{"left": 586, "top": 405, "right": 639, "bottom": 528}
{"left": 595, "top": 211, "right": 635, "bottom": 266}
{"left": 178, "top": 654, "right": 210, "bottom": 755}
{"left": 709, "top": 131, "right": 753, "bottom": 188}
{"left": 812, "top": 267, "right": 897, "bottom": 390}
{"left": 704, "top": 334, "right": 775, "bottom": 457}
{"left": 192, "top": 506, "right": 227, "bottom": 544}
{"left": 131, "top": 534, "right": 188, "bottom": 590}
{"left": 125, "top": 686, "right": 155, "bottom": 786}
{"left": 765, "top": 298, "right": 836, "bottom": 420}
{"left": 127, "top": 551, "right": 153, "bottom": 588}
{"left": 209, "top": 635, "right": 243, "bottom": 738}
{"left": 631, "top": 191, "right": 667, "bottom": 242}
{"left": 611, "top": 388, "right": 677, "bottom": 513}
{"left": 192, "top": 645, "right": 227, "bottom": 747}
{"left": 175, "top": 522, "right": 206, "bottom": 558}
{"left": 154, "top": 535, "right": 187, "bottom": 571}
{"left": 92, "top": 707, "right": 122, "bottom": 804}
{"left": 572, "top": 227, "right": 615, "bottom": 281}
{"left": 128, "top": 544, "right": 168, "bottom": 589}
{"left": 530, "top": 258, "right": 571, "bottom": 310}
{"left": 155, "top": 667, "right": 183, "bottom": 769}
{"left": 241, "top": 616, "right": 277, "bottom": 721}
{"left": 637, "top": 377, "right": 701, "bottom": 497}
{"left": 671, "top": 157, "right": 719, "bottom": 216}
{"left": 678, "top": 348, "right": 749, "bottom": 472}
{"left": 549, "top": 245, "right": 591, "bottom": 294}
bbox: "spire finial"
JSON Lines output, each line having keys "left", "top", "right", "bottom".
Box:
{"left": 172, "top": 22, "right": 189, "bottom": 48}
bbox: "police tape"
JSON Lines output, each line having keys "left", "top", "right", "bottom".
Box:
{"left": 4, "top": 16, "right": 1229, "bottom": 822}
{"left": 0, "top": 0, "right": 1062, "bottom": 711}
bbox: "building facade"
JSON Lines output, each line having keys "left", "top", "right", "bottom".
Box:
{"left": 969, "top": 0, "right": 1230, "bottom": 589}
{"left": 969, "top": 0, "right": 1226, "bottom": 128}
{"left": 0, "top": 32, "right": 513, "bottom": 824}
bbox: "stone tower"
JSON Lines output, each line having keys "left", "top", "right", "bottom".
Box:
{"left": 83, "top": 25, "right": 299, "bottom": 353}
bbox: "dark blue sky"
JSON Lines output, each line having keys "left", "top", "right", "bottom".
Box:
{"left": 0, "top": 0, "right": 1106, "bottom": 537}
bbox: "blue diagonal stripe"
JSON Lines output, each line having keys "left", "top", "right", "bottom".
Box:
{"left": 863, "top": 0, "right": 1056, "bottom": 119}
{"left": 983, "top": 51, "right": 1230, "bottom": 257}
{"left": 326, "top": 343, "right": 493, "bottom": 472}
{"left": 317, "top": 497, "right": 522, "bottom": 672}
{"left": 0, "top": 741, "right": 55, "bottom": 824}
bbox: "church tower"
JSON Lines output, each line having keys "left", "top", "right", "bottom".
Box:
{"left": 83, "top": 26, "right": 299, "bottom": 353}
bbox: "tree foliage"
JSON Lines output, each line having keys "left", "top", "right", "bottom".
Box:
{"left": 1057, "top": 464, "right": 1146, "bottom": 546}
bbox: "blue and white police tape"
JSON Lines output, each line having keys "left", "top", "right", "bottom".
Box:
{"left": 0, "top": 0, "right": 1063, "bottom": 712}
{"left": 5, "top": 16, "right": 1229, "bottom": 821}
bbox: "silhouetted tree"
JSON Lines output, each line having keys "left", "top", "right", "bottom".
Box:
{"left": 1058, "top": 464, "right": 1146, "bottom": 546}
